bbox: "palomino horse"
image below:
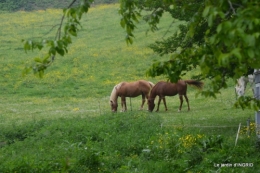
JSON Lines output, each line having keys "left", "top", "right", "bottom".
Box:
{"left": 148, "top": 80, "right": 203, "bottom": 112}
{"left": 110, "top": 80, "right": 155, "bottom": 112}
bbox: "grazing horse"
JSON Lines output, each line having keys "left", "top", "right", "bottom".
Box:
{"left": 148, "top": 80, "right": 203, "bottom": 112}
{"left": 110, "top": 80, "right": 154, "bottom": 112}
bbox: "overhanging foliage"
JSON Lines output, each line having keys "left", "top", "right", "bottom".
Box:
{"left": 119, "top": 0, "right": 260, "bottom": 109}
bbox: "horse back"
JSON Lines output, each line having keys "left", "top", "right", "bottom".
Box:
{"left": 151, "top": 81, "right": 180, "bottom": 97}
{"left": 117, "top": 80, "right": 151, "bottom": 97}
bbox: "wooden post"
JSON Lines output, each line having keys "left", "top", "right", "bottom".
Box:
{"left": 235, "top": 123, "right": 241, "bottom": 146}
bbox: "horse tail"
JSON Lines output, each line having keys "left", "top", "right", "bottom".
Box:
{"left": 184, "top": 80, "right": 204, "bottom": 89}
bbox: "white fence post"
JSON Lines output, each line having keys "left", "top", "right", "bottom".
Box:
{"left": 254, "top": 71, "right": 260, "bottom": 139}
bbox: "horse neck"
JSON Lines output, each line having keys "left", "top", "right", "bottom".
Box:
{"left": 149, "top": 87, "right": 157, "bottom": 100}
{"left": 110, "top": 86, "right": 118, "bottom": 103}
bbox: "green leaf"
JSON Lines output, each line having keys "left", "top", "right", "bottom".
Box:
{"left": 34, "top": 57, "right": 42, "bottom": 63}
{"left": 222, "top": 21, "right": 232, "bottom": 31}
{"left": 218, "top": 53, "right": 229, "bottom": 66}
{"left": 68, "top": 25, "right": 77, "bottom": 36}
{"left": 22, "top": 66, "right": 32, "bottom": 77}
{"left": 56, "top": 47, "right": 65, "bottom": 56}
{"left": 80, "top": 1, "right": 90, "bottom": 13}
{"left": 244, "top": 35, "right": 255, "bottom": 47}
{"left": 23, "top": 41, "right": 31, "bottom": 53}
{"left": 37, "top": 43, "right": 43, "bottom": 50}
{"left": 38, "top": 70, "right": 44, "bottom": 78}
{"left": 57, "top": 40, "right": 64, "bottom": 48}
{"left": 208, "top": 14, "right": 213, "bottom": 27}
{"left": 47, "top": 40, "right": 54, "bottom": 47}
{"left": 43, "top": 55, "right": 51, "bottom": 63}
{"left": 247, "top": 48, "right": 254, "bottom": 59}
{"left": 49, "top": 47, "right": 56, "bottom": 56}
{"left": 231, "top": 48, "right": 242, "bottom": 60}
{"left": 202, "top": 6, "right": 211, "bottom": 17}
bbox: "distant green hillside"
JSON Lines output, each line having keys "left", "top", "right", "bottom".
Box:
{"left": 0, "top": 0, "right": 118, "bottom": 11}
{"left": 0, "top": 4, "right": 178, "bottom": 99}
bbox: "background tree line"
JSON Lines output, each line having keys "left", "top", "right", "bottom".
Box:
{"left": 0, "top": 0, "right": 118, "bottom": 12}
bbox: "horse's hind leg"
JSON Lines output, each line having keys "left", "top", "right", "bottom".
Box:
{"left": 184, "top": 94, "right": 190, "bottom": 111}
{"left": 178, "top": 95, "right": 184, "bottom": 112}
{"left": 162, "top": 97, "right": 168, "bottom": 111}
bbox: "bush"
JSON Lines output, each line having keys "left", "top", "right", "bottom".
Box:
{"left": 1, "top": 113, "right": 259, "bottom": 172}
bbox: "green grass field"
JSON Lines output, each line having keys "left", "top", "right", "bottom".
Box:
{"left": 0, "top": 4, "right": 259, "bottom": 173}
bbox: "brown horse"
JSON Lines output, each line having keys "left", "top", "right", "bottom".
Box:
{"left": 110, "top": 80, "right": 155, "bottom": 112}
{"left": 148, "top": 80, "right": 203, "bottom": 112}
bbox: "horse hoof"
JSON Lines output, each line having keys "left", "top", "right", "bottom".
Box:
{"left": 178, "top": 109, "right": 181, "bottom": 112}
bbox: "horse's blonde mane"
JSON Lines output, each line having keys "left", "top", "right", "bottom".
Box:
{"left": 148, "top": 81, "right": 155, "bottom": 88}
{"left": 110, "top": 82, "right": 123, "bottom": 103}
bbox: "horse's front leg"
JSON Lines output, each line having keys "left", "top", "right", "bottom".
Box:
{"left": 139, "top": 94, "right": 145, "bottom": 110}
{"left": 145, "top": 94, "right": 149, "bottom": 111}
{"left": 162, "top": 97, "right": 168, "bottom": 111}
{"left": 178, "top": 95, "right": 184, "bottom": 112}
{"left": 121, "top": 97, "right": 127, "bottom": 112}
{"left": 156, "top": 97, "right": 162, "bottom": 112}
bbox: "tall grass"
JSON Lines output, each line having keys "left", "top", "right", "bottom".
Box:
{"left": 0, "top": 4, "right": 259, "bottom": 172}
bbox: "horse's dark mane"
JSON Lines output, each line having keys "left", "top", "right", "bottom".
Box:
{"left": 149, "top": 82, "right": 161, "bottom": 98}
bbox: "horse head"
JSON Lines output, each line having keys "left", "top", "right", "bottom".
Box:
{"left": 110, "top": 100, "right": 118, "bottom": 112}
{"left": 148, "top": 99, "right": 155, "bottom": 112}
{"left": 235, "top": 76, "right": 248, "bottom": 97}
{"left": 235, "top": 85, "right": 245, "bottom": 97}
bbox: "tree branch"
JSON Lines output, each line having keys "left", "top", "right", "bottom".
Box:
{"left": 56, "top": 0, "right": 78, "bottom": 40}
{"left": 228, "top": 0, "right": 236, "bottom": 15}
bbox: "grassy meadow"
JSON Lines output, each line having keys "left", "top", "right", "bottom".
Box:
{"left": 0, "top": 4, "right": 259, "bottom": 172}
